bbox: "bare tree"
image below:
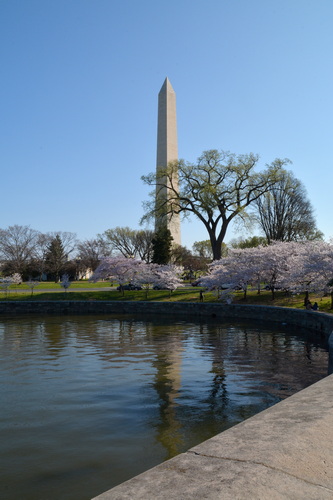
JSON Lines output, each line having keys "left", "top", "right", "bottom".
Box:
{"left": 142, "top": 150, "right": 286, "bottom": 260}
{"left": 101, "top": 227, "right": 154, "bottom": 262}
{"left": 132, "top": 229, "right": 154, "bottom": 263}
{"left": 76, "top": 238, "right": 110, "bottom": 272}
{"left": 32, "top": 232, "right": 53, "bottom": 280}
{"left": 254, "top": 170, "right": 323, "bottom": 243}
{"left": 0, "top": 225, "right": 40, "bottom": 276}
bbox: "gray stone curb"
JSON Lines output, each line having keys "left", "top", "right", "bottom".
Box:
{"left": 92, "top": 375, "right": 333, "bottom": 499}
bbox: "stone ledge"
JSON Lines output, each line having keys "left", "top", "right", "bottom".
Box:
{"left": 92, "top": 374, "right": 333, "bottom": 499}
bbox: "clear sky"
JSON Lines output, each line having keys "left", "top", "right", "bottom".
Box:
{"left": 1, "top": 0, "right": 332, "bottom": 249}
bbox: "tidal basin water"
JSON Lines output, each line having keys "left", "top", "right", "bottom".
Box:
{"left": 0, "top": 313, "right": 329, "bottom": 500}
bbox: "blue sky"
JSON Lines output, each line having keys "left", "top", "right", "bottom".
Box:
{"left": 1, "top": 0, "right": 332, "bottom": 249}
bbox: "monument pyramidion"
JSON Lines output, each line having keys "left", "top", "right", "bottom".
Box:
{"left": 155, "top": 77, "right": 181, "bottom": 246}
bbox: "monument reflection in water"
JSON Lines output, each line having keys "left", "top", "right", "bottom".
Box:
{"left": 0, "top": 314, "right": 328, "bottom": 500}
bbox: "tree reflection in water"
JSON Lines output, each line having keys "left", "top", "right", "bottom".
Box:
{"left": 0, "top": 314, "right": 329, "bottom": 500}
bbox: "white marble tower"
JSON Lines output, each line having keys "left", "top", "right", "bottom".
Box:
{"left": 155, "top": 77, "right": 181, "bottom": 246}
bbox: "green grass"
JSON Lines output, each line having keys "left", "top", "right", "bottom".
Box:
{"left": 0, "top": 287, "right": 207, "bottom": 302}
{"left": 6, "top": 281, "right": 113, "bottom": 290}
{"left": 1, "top": 283, "right": 332, "bottom": 313}
{"left": 230, "top": 288, "right": 333, "bottom": 313}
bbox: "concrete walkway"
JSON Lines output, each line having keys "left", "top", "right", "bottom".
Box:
{"left": 92, "top": 374, "right": 333, "bottom": 499}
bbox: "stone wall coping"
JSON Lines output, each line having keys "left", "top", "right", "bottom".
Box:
{"left": 92, "top": 374, "right": 333, "bottom": 499}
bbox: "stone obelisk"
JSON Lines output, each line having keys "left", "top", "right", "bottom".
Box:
{"left": 155, "top": 77, "right": 181, "bottom": 246}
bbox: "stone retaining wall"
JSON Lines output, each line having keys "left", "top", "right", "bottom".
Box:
{"left": 1, "top": 300, "right": 333, "bottom": 340}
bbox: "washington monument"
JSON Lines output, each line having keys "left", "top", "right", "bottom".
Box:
{"left": 155, "top": 77, "right": 181, "bottom": 246}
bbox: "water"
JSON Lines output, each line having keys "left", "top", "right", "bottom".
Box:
{"left": 0, "top": 314, "right": 328, "bottom": 500}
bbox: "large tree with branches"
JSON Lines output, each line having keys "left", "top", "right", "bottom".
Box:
{"left": 254, "top": 170, "right": 323, "bottom": 243}
{"left": 101, "top": 227, "right": 154, "bottom": 262}
{"left": 142, "top": 150, "right": 286, "bottom": 260}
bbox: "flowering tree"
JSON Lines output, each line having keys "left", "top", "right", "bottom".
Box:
{"left": 133, "top": 263, "right": 160, "bottom": 298}
{"left": 144, "top": 264, "right": 183, "bottom": 298}
{"left": 27, "top": 281, "right": 40, "bottom": 296}
{"left": 91, "top": 257, "right": 183, "bottom": 298}
{"left": 201, "top": 248, "right": 260, "bottom": 300}
{"left": 133, "top": 262, "right": 183, "bottom": 298}
{"left": 60, "top": 274, "right": 72, "bottom": 293}
{"left": 0, "top": 273, "right": 22, "bottom": 297}
{"left": 10, "top": 273, "right": 23, "bottom": 285}
{"left": 91, "top": 257, "right": 145, "bottom": 295}
{"left": 257, "top": 241, "right": 299, "bottom": 299}
{"left": 200, "top": 241, "right": 332, "bottom": 302}
{"left": 290, "top": 241, "right": 333, "bottom": 307}
{"left": 0, "top": 277, "right": 13, "bottom": 297}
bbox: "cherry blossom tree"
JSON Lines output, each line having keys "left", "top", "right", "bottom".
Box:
{"left": 201, "top": 248, "right": 261, "bottom": 300}
{"left": 201, "top": 255, "right": 236, "bottom": 295}
{"left": 0, "top": 273, "right": 22, "bottom": 296}
{"left": 91, "top": 257, "right": 145, "bottom": 295}
{"left": 289, "top": 241, "right": 333, "bottom": 307}
{"left": 257, "top": 241, "right": 300, "bottom": 299}
{"left": 27, "top": 280, "right": 40, "bottom": 296}
{"left": 133, "top": 263, "right": 160, "bottom": 298}
{"left": 91, "top": 257, "right": 183, "bottom": 298}
{"left": 127, "top": 262, "right": 183, "bottom": 298}
{"left": 60, "top": 274, "right": 72, "bottom": 293}
{"left": 201, "top": 241, "right": 315, "bottom": 301}
{"left": 149, "top": 264, "right": 183, "bottom": 295}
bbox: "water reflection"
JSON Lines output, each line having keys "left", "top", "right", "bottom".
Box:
{"left": 151, "top": 337, "right": 184, "bottom": 459}
{"left": 0, "top": 314, "right": 328, "bottom": 500}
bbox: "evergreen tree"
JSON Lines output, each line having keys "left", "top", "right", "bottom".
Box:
{"left": 45, "top": 234, "right": 68, "bottom": 281}
{"left": 152, "top": 227, "right": 173, "bottom": 264}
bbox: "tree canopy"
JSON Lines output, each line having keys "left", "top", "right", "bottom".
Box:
{"left": 0, "top": 225, "right": 39, "bottom": 275}
{"left": 229, "top": 235, "right": 268, "bottom": 249}
{"left": 45, "top": 235, "right": 68, "bottom": 282}
{"left": 200, "top": 240, "right": 333, "bottom": 306}
{"left": 151, "top": 227, "right": 173, "bottom": 264}
{"left": 102, "top": 227, "right": 154, "bottom": 262}
{"left": 254, "top": 170, "right": 323, "bottom": 243}
{"left": 142, "top": 150, "right": 286, "bottom": 259}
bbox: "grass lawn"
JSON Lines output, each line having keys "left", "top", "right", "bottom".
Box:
{"left": 231, "top": 289, "right": 333, "bottom": 313}
{"left": 0, "top": 282, "right": 332, "bottom": 313}
{"left": 5, "top": 281, "right": 113, "bottom": 290}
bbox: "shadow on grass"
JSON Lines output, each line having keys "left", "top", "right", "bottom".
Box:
{"left": 0, "top": 289, "right": 208, "bottom": 303}
{"left": 1, "top": 288, "right": 331, "bottom": 313}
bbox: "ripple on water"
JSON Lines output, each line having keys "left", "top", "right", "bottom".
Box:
{"left": 0, "top": 314, "right": 329, "bottom": 500}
